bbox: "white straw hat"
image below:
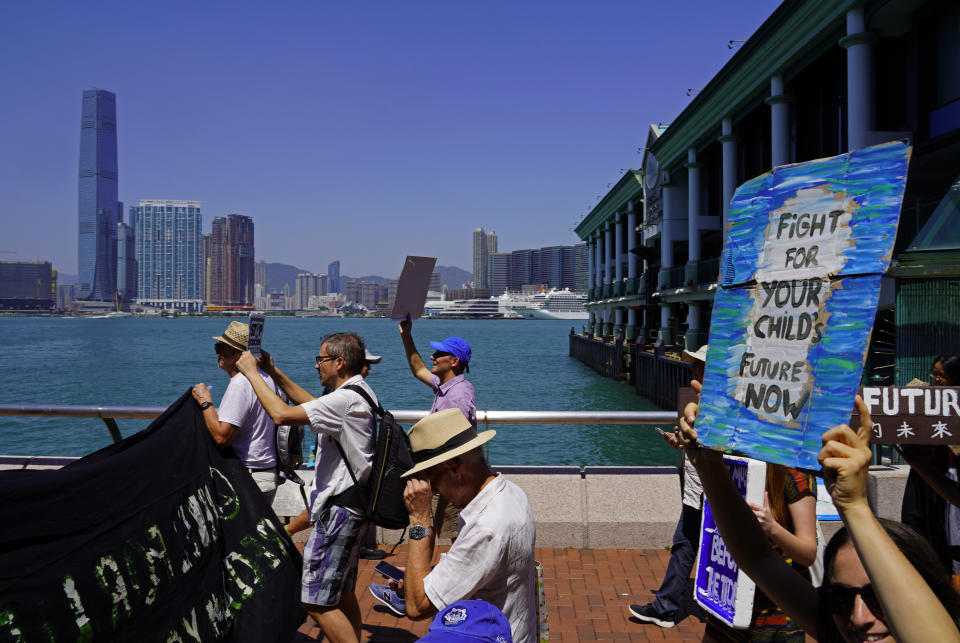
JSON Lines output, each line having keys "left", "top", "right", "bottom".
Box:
{"left": 682, "top": 344, "right": 709, "bottom": 364}
{"left": 402, "top": 408, "right": 495, "bottom": 477}
{"left": 212, "top": 321, "right": 248, "bottom": 352}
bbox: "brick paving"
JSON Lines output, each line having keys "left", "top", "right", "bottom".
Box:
{"left": 290, "top": 544, "right": 708, "bottom": 642}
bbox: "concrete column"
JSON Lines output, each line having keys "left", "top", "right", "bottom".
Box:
{"left": 718, "top": 118, "right": 739, "bottom": 233}
{"left": 615, "top": 213, "right": 624, "bottom": 287}
{"left": 627, "top": 307, "right": 638, "bottom": 342}
{"left": 587, "top": 239, "right": 595, "bottom": 296}
{"left": 627, "top": 203, "right": 638, "bottom": 280}
{"left": 766, "top": 74, "right": 792, "bottom": 168}
{"left": 615, "top": 307, "right": 625, "bottom": 338}
{"left": 594, "top": 231, "right": 603, "bottom": 291}
{"left": 840, "top": 3, "right": 876, "bottom": 151}
{"left": 604, "top": 307, "right": 614, "bottom": 338}
{"left": 686, "top": 148, "right": 702, "bottom": 265}
{"left": 660, "top": 186, "right": 676, "bottom": 272}
{"left": 605, "top": 222, "right": 614, "bottom": 288}
{"left": 685, "top": 302, "right": 706, "bottom": 351}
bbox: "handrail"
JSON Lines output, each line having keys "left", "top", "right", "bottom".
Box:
{"left": 0, "top": 404, "right": 677, "bottom": 425}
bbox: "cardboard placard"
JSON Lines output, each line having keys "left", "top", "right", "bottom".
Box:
{"left": 391, "top": 256, "right": 437, "bottom": 321}
{"left": 695, "top": 455, "right": 766, "bottom": 628}
{"left": 696, "top": 141, "right": 912, "bottom": 470}
{"left": 247, "top": 313, "right": 265, "bottom": 357}
{"left": 858, "top": 386, "right": 960, "bottom": 444}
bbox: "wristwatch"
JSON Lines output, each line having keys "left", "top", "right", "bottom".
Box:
{"left": 199, "top": 401, "right": 213, "bottom": 410}
{"left": 409, "top": 524, "right": 431, "bottom": 540}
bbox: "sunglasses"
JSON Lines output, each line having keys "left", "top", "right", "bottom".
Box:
{"left": 316, "top": 354, "right": 338, "bottom": 365}
{"left": 215, "top": 343, "right": 239, "bottom": 356}
{"left": 431, "top": 351, "right": 453, "bottom": 360}
{"left": 818, "top": 583, "right": 883, "bottom": 615}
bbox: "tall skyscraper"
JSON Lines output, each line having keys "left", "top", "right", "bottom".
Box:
{"left": 573, "top": 243, "right": 589, "bottom": 292}
{"left": 294, "top": 273, "right": 328, "bottom": 310}
{"left": 473, "top": 228, "right": 489, "bottom": 289}
{"left": 78, "top": 89, "right": 120, "bottom": 301}
{"left": 486, "top": 230, "right": 498, "bottom": 256}
{"left": 206, "top": 214, "right": 255, "bottom": 307}
{"left": 328, "top": 260, "right": 341, "bottom": 293}
{"left": 116, "top": 219, "right": 137, "bottom": 303}
{"left": 255, "top": 261, "right": 267, "bottom": 289}
{"left": 132, "top": 200, "right": 203, "bottom": 312}
{"left": 488, "top": 252, "right": 510, "bottom": 296}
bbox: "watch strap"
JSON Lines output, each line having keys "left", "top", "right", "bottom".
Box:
{"left": 199, "top": 401, "right": 213, "bottom": 410}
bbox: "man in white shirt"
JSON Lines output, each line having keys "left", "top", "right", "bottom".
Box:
{"left": 400, "top": 408, "right": 537, "bottom": 643}
{"left": 192, "top": 321, "right": 279, "bottom": 501}
{"left": 236, "top": 331, "right": 376, "bottom": 643}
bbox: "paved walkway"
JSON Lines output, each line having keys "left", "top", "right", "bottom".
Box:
{"left": 291, "top": 545, "right": 709, "bottom": 642}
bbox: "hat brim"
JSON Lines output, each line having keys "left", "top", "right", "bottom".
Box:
{"left": 212, "top": 334, "right": 245, "bottom": 352}
{"left": 682, "top": 348, "right": 708, "bottom": 364}
{"left": 402, "top": 430, "right": 496, "bottom": 478}
{"left": 366, "top": 354, "right": 383, "bottom": 364}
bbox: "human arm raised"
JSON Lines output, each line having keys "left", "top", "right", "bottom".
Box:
{"left": 748, "top": 487, "right": 817, "bottom": 567}
{"left": 191, "top": 383, "right": 242, "bottom": 447}
{"left": 253, "top": 349, "right": 314, "bottom": 405}
{"left": 677, "top": 380, "right": 821, "bottom": 634}
{"left": 235, "top": 351, "right": 309, "bottom": 426}
{"left": 398, "top": 316, "right": 433, "bottom": 386}
{"left": 820, "top": 397, "right": 960, "bottom": 643}
{"left": 402, "top": 477, "right": 439, "bottom": 620}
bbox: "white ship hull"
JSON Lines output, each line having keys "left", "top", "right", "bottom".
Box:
{"left": 510, "top": 305, "right": 588, "bottom": 321}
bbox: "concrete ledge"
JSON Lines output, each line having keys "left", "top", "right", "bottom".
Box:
{"left": 4, "top": 459, "right": 912, "bottom": 549}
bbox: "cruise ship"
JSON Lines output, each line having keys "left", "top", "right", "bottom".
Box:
{"left": 502, "top": 289, "right": 588, "bottom": 321}
{"left": 423, "top": 298, "right": 523, "bottom": 319}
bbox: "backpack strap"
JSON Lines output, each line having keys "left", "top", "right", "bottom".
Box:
{"left": 325, "top": 384, "right": 379, "bottom": 512}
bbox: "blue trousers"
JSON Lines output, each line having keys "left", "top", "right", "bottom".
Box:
{"left": 651, "top": 503, "right": 702, "bottom": 614}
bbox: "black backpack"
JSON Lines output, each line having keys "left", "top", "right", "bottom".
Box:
{"left": 327, "top": 385, "right": 414, "bottom": 529}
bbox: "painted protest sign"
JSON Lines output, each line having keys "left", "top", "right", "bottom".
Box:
{"left": 696, "top": 140, "right": 911, "bottom": 470}
{"left": 856, "top": 386, "right": 960, "bottom": 444}
{"left": 0, "top": 391, "right": 303, "bottom": 641}
{"left": 247, "top": 313, "right": 265, "bottom": 357}
{"left": 695, "top": 456, "right": 767, "bottom": 628}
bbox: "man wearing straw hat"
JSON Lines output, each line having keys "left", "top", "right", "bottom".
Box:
{"left": 236, "top": 331, "right": 377, "bottom": 643}
{"left": 400, "top": 408, "right": 536, "bottom": 643}
{"left": 192, "top": 320, "right": 280, "bottom": 502}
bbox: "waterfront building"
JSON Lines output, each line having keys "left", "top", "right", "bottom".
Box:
{"left": 445, "top": 286, "right": 490, "bottom": 300}
{"left": 472, "top": 227, "right": 491, "bottom": 289}
{"left": 489, "top": 252, "right": 511, "bottom": 296}
{"left": 327, "top": 260, "right": 341, "bottom": 293}
{"left": 573, "top": 243, "right": 590, "bottom": 293}
{"left": 206, "top": 214, "right": 255, "bottom": 307}
{"left": 344, "top": 280, "right": 387, "bottom": 310}
{"left": 575, "top": 0, "right": 960, "bottom": 386}
{"left": 429, "top": 271, "right": 441, "bottom": 293}
{"left": 78, "top": 89, "right": 120, "bottom": 301}
{"left": 132, "top": 200, "right": 203, "bottom": 312}
{"left": 56, "top": 283, "right": 77, "bottom": 312}
{"left": 294, "top": 272, "right": 328, "bottom": 310}
{"left": 0, "top": 261, "right": 56, "bottom": 311}
{"left": 254, "top": 260, "right": 267, "bottom": 290}
{"left": 116, "top": 220, "right": 136, "bottom": 304}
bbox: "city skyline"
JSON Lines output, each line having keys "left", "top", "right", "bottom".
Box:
{"left": 1, "top": 2, "right": 776, "bottom": 277}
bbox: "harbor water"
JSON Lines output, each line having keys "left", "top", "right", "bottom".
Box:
{"left": 0, "top": 317, "right": 681, "bottom": 466}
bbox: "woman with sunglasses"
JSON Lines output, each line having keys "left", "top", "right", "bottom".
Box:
{"left": 677, "top": 382, "right": 960, "bottom": 642}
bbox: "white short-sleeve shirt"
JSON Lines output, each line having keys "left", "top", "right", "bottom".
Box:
{"left": 217, "top": 369, "right": 277, "bottom": 469}
{"left": 424, "top": 475, "right": 537, "bottom": 643}
{"left": 300, "top": 375, "right": 377, "bottom": 520}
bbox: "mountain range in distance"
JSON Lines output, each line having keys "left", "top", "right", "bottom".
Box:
{"left": 53, "top": 264, "right": 474, "bottom": 294}
{"left": 265, "top": 262, "right": 472, "bottom": 295}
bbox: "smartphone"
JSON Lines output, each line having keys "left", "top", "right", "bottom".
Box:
{"left": 374, "top": 561, "right": 404, "bottom": 582}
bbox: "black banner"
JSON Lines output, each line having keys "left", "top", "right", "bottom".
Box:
{"left": 0, "top": 391, "right": 303, "bottom": 642}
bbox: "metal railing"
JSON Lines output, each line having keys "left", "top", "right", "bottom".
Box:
{"left": 0, "top": 404, "right": 678, "bottom": 445}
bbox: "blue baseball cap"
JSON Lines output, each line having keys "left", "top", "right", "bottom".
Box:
{"left": 419, "top": 600, "right": 513, "bottom": 642}
{"left": 429, "top": 336, "right": 472, "bottom": 367}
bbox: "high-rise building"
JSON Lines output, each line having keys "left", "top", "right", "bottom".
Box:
{"left": 328, "top": 260, "right": 341, "bottom": 293}
{"left": 295, "top": 273, "right": 328, "bottom": 310}
{"left": 0, "top": 261, "right": 56, "bottom": 311}
{"left": 205, "top": 214, "right": 255, "bottom": 307}
{"left": 132, "top": 200, "right": 203, "bottom": 312}
{"left": 345, "top": 280, "right": 387, "bottom": 310}
{"left": 486, "top": 230, "right": 498, "bottom": 256}
{"left": 573, "top": 243, "right": 589, "bottom": 292}
{"left": 429, "top": 271, "right": 441, "bottom": 293}
{"left": 116, "top": 219, "right": 137, "bottom": 303}
{"left": 488, "top": 252, "right": 510, "bottom": 296}
{"left": 255, "top": 260, "right": 267, "bottom": 289}
{"left": 472, "top": 228, "right": 489, "bottom": 289}
{"left": 78, "top": 89, "right": 120, "bottom": 301}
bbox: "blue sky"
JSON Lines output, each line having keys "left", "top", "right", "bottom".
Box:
{"left": 0, "top": 1, "right": 775, "bottom": 278}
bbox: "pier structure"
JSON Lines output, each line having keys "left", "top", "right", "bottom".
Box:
{"left": 573, "top": 0, "right": 960, "bottom": 401}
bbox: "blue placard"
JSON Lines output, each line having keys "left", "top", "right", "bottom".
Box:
{"left": 697, "top": 141, "right": 912, "bottom": 470}
{"left": 695, "top": 456, "right": 766, "bottom": 628}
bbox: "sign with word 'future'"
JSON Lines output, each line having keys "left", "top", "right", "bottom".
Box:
{"left": 858, "top": 386, "right": 960, "bottom": 444}
{"left": 695, "top": 455, "right": 766, "bottom": 628}
{"left": 696, "top": 140, "right": 911, "bottom": 470}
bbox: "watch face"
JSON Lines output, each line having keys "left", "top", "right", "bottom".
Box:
{"left": 410, "top": 525, "right": 427, "bottom": 540}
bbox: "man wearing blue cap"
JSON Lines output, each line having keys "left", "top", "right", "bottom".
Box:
{"left": 398, "top": 315, "right": 476, "bottom": 428}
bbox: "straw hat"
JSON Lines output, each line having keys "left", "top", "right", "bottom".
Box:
{"left": 212, "top": 321, "right": 248, "bottom": 352}
{"left": 682, "top": 344, "right": 709, "bottom": 364}
{"left": 402, "top": 408, "right": 495, "bottom": 477}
